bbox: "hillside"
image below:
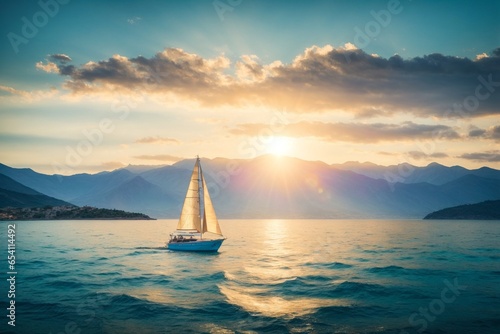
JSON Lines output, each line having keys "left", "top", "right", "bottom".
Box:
{"left": 0, "top": 173, "right": 74, "bottom": 208}
{"left": 0, "top": 173, "right": 154, "bottom": 220}
{"left": 0, "top": 206, "right": 154, "bottom": 221}
{"left": 424, "top": 200, "right": 500, "bottom": 220}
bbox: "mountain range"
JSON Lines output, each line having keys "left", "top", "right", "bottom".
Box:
{"left": 1, "top": 156, "right": 499, "bottom": 219}
{"left": 0, "top": 173, "right": 73, "bottom": 208}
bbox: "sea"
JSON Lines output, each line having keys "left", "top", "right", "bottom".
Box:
{"left": 0, "top": 219, "right": 499, "bottom": 334}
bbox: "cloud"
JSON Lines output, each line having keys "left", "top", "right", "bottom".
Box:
{"left": 476, "top": 53, "right": 488, "bottom": 60}
{"left": 235, "top": 55, "right": 269, "bottom": 82}
{"left": 127, "top": 16, "right": 142, "bottom": 24}
{"left": 489, "top": 125, "right": 500, "bottom": 140}
{"left": 134, "top": 154, "right": 183, "bottom": 162}
{"left": 0, "top": 85, "right": 58, "bottom": 102}
{"left": 42, "top": 45, "right": 500, "bottom": 118}
{"left": 459, "top": 151, "right": 500, "bottom": 162}
{"left": 56, "top": 48, "right": 230, "bottom": 98}
{"left": 35, "top": 54, "right": 72, "bottom": 73}
{"left": 0, "top": 85, "right": 30, "bottom": 97}
{"left": 407, "top": 151, "right": 449, "bottom": 160}
{"left": 467, "top": 125, "right": 500, "bottom": 141}
{"left": 468, "top": 127, "right": 487, "bottom": 137}
{"left": 229, "top": 121, "right": 460, "bottom": 143}
{"left": 135, "top": 136, "right": 179, "bottom": 144}
{"left": 36, "top": 61, "right": 59, "bottom": 73}
{"left": 50, "top": 54, "right": 72, "bottom": 63}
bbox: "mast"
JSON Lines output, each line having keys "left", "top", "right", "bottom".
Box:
{"left": 198, "top": 156, "right": 204, "bottom": 239}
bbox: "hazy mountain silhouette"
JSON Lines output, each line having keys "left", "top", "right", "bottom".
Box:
{"left": 1, "top": 157, "right": 499, "bottom": 218}
{"left": 332, "top": 161, "right": 500, "bottom": 185}
{"left": 0, "top": 173, "right": 73, "bottom": 208}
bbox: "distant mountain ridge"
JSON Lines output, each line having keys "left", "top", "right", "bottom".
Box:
{"left": 1, "top": 157, "right": 499, "bottom": 219}
{"left": 332, "top": 161, "right": 500, "bottom": 185}
{"left": 0, "top": 173, "right": 73, "bottom": 208}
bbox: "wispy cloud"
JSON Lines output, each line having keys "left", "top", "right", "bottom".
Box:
{"left": 135, "top": 136, "right": 179, "bottom": 144}
{"left": 229, "top": 121, "right": 460, "bottom": 143}
{"left": 134, "top": 154, "right": 183, "bottom": 162}
{"left": 0, "top": 85, "right": 31, "bottom": 97}
{"left": 36, "top": 61, "right": 59, "bottom": 73}
{"left": 0, "top": 85, "right": 58, "bottom": 102}
{"left": 459, "top": 151, "right": 500, "bottom": 162}
{"left": 127, "top": 16, "right": 142, "bottom": 24}
{"left": 407, "top": 151, "right": 449, "bottom": 160}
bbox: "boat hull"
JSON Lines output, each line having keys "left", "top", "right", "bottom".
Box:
{"left": 167, "top": 238, "right": 224, "bottom": 252}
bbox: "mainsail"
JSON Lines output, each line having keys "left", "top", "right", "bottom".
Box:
{"left": 176, "top": 159, "right": 201, "bottom": 231}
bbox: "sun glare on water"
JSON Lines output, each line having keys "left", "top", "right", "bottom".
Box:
{"left": 266, "top": 136, "right": 293, "bottom": 156}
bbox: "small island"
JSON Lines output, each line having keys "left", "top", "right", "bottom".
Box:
{"left": 424, "top": 200, "right": 500, "bottom": 220}
{"left": 0, "top": 205, "right": 155, "bottom": 221}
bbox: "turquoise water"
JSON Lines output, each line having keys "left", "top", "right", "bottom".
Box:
{"left": 1, "top": 219, "right": 499, "bottom": 333}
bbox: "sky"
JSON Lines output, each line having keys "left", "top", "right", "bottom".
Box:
{"left": 0, "top": 0, "right": 499, "bottom": 174}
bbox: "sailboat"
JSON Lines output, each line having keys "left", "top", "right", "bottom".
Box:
{"left": 167, "top": 156, "right": 225, "bottom": 252}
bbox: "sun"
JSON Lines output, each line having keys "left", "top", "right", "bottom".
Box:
{"left": 266, "top": 136, "right": 293, "bottom": 156}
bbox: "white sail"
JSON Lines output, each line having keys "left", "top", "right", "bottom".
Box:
{"left": 176, "top": 159, "right": 201, "bottom": 232}
{"left": 202, "top": 176, "right": 222, "bottom": 235}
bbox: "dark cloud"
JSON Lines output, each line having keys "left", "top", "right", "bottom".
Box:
{"left": 468, "top": 127, "right": 487, "bottom": 137}
{"left": 57, "top": 49, "right": 229, "bottom": 99}
{"left": 50, "top": 54, "right": 72, "bottom": 63}
{"left": 229, "top": 121, "right": 460, "bottom": 143}
{"left": 48, "top": 45, "right": 500, "bottom": 118}
{"left": 491, "top": 125, "right": 500, "bottom": 140}
{"left": 262, "top": 46, "right": 500, "bottom": 117}
{"left": 459, "top": 151, "right": 500, "bottom": 162}
{"left": 467, "top": 125, "right": 500, "bottom": 140}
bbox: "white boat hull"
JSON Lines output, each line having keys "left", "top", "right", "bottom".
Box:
{"left": 167, "top": 238, "right": 224, "bottom": 252}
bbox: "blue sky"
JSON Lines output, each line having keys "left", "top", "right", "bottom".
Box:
{"left": 0, "top": 0, "right": 499, "bottom": 173}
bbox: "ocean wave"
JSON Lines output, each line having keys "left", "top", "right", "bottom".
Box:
{"left": 314, "top": 304, "right": 395, "bottom": 319}
{"left": 135, "top": 246, "right": 170, "bottom": 250}
{"left": 192, "top": 271, "right": 225, "bottom": 282}
{"left": 16, "top": 300, "right": 73, "bottom": 320}
{"left": 312, "top": 280, "right": 429, "bottom": 301}
{"left": 366, "top": 265, "right": 453, "bottom": 277}
{"left": 46, "top": 279, "right": 86, "bottom": 289}
{"left": 101, "top": 293, "right": 183, "bottom": 319}
{"left": 114, "top": 276, "right": 151, "bottom": 285}
{"left": 304, "top": 261, "right": 353, "bottom": 269}
{"left": 218, "top": 285, "right": 349, "bottom": 318}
